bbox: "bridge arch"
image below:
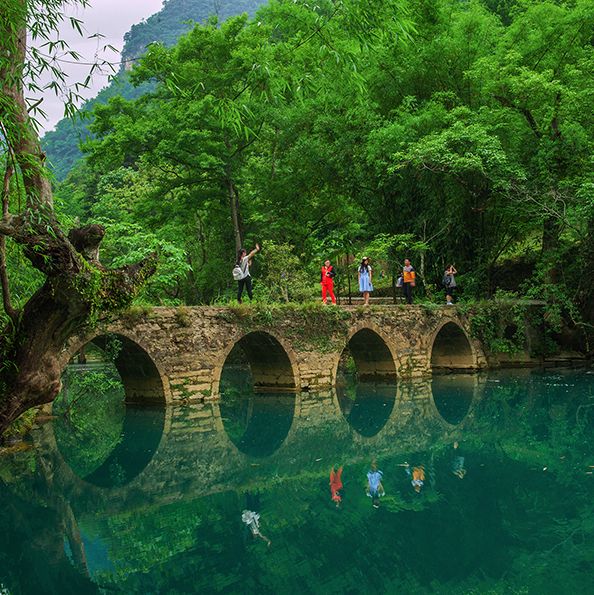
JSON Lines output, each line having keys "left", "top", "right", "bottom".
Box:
{"left": 212, "top": 330, "right": 300, "bottom": 394}
{"left": 66, "top": 332, "right": 170, "bottom": 404}
{"left": 53, "top": 333, "right": 170, "bottom": 488}
{"left": 334, "top": 323, "right": 398, "bottom": 383}
{"left": 430, "top": 321, "right": 478, "bottom": 373}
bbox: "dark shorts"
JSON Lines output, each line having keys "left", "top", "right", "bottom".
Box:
{"left": 445, "top": 285, "right": 456, "bottom": 296}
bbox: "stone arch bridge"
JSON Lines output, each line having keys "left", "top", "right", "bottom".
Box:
{"left": 62, "top": 305, "right": 487, "bottom": 404}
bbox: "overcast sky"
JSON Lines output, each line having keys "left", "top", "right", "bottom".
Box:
{"left": 38, "top": 0, "right": 164, "bottom": 133}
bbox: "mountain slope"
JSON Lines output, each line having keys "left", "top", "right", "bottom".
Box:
{"left": 43, "top": 0, "right": 267, "bottom": 180}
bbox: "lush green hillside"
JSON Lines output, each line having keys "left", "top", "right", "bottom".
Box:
{"left": 42, "top": 0, "right": 267, "bottom": 180}
{"left": 122, "top": 0, "right": 267, "bottom": 63}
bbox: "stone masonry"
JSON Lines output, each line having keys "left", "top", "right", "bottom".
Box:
{"left": 61, "top": 305, "right": 487, "bottom": 404}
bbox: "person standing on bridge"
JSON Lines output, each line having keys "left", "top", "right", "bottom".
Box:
{"left": 321, "top": 259, "right": 337, "bottom": 305}
{"left": 443, "top": 264, "right": 457, "bottom": 305}
{"left": 402, "top": 258, "right": 416, "bottom": 305}
{"left": 358, "top": 257, "right": 374, "bottom": 306}
{"left": 234, "top": 243, "right": 260, "bottom": 303}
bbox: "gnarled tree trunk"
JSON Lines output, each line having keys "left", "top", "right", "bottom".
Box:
{"left": 0, "top": 2, "right": 156, "bottom": 437}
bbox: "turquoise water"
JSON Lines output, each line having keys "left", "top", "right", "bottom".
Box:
{"left": 1, "top": 368, "right": 593, "bottom": 594}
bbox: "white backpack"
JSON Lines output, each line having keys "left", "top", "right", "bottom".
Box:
{"left": 232, "top": 265, "right": 243, "bottom": 280}
{"left": 232, "top": 258, "right": 248, "bottom": 280}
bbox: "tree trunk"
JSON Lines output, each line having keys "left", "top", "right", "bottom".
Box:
{"left": 0, "top": 8, "right": 157, "bottom": 437}
{"left": 542, "top": 213, "right": 562, "bottom": 284}
{"left": 0, "top": 242, "right": 156, "bottom": 436}
{"left": 228, "top": 178, "right": 243, "bottom": 253}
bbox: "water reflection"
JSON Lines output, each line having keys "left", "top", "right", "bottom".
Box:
{"left": 53, "top": 363, "right": 165, "bottom": 487}
{"left": 337, "top": 376, "right": 396, "bottom": 437}
{"left": 2, "top": 370, "right": 593, "bottom": 594}
{"left": 431, "top": 374, "right": 475, "bottom": 425}
{"left": 219, "top": 367, "right": 295, "bottom": 457}
{"left": 81, "top": 406, "right": 164, "bottom": 487}
{"left": 0, "top": 485, "right": 100, "bottom": 594}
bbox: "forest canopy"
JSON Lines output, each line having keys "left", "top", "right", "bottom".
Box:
{"left": 3, "top": 0, "right": 594, "bottom": 335}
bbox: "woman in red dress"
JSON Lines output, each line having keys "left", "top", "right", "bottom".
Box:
{"left": 329, "top": 466, "right": 343, "bottom": 507}
{"left": 321, "top": 260, "right": 337, "bottom": 304}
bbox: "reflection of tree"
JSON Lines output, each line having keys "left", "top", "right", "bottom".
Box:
{"left": 2, "top": 371, "right": 593, "bottom": 593}
{"left": 53, "top": 367, "right": 125, "bottom": 478}
{"left": 0, "top": 458, "right": 99, "bottom": 595}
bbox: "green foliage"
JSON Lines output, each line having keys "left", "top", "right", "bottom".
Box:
{"left": 119, "top": 304, "right": 154, "bottom": 327}
{"left": 42, "top": 0, "right": 267, "bottom": 180}
{"left": 259, "top": 241, "right": 315, "bottom": 303}
{"left": 34, "top": 0, "right": 594, "bottom": 353}
{"left": 461, "top": 294, "right": 532, "bottom": 354}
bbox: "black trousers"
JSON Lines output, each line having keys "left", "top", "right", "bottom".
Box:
{"left": 237, "top": 275, "right": 253, "bottom": 302}
{"left": 403, "top": 282, "right": 414, "bottom": 304}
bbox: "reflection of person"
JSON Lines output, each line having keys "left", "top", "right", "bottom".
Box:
{"left": 366, "top": 461, "right": 385, "bottom": 508}
{"left": 330, "top": 466, "right": 343, "bottom": 507}
{"left": 235, "top": 244, "right": 260, "bottom": 303}
{"left": 404, "top": 463, "right": 425, "bottom": 493}
{"left": 443, "top": 265, "right": 457, "bottom": 305}
{"left": 402, "top": 258, "right": 416, "bottom": 305}
{"left": 321, "top": 260, "right": 337, "bottom": 304}
{"left": 242, "top": 510, "right": 271, "bottom": 546}
{"left": 451, "top": 441, "right": 466, "bottom": 479}
{"left": 358, "top": 257, "right": 373, "bottom": 306}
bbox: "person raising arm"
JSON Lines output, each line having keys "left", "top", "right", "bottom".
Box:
{"left": 236, "top": 243, "right": 260, "bottom": 303}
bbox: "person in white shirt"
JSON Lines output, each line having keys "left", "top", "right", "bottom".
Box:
{"left": 235, "top": 243, "right": 260, "bottom": 303}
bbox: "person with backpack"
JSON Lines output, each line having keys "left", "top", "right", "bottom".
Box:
{"left": 320, "top": 259, "right": 337, "bottom": 304}
{"left": 443, "top": 264, "right": 457, "bottom": 305}
{"left": 402, "top": 258, "right": 416, "bottom": 304}
{"left": 233, "top": 243, "right": 260, "bottom": 303}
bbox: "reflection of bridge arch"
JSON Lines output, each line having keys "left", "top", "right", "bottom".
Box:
{"left": 212, "top": 330, "right": 301, "bottom": 394}
{"left": 430, "top": 374, "right": 480, "bottom": 427}
{"left": 65, "top": 332, "right": 171, "bottom": 404}
{"left": 429, "top": 321, "right": 479, "bottom": 373}
{"left": 29, "top": 375, "right": 490, "bottom": 517}
{"left": 38, "top": 405, "right": 172, "bottom": 496}
{"left": 337, "top": 382, "right": 396, "bottom": 437}
{"left": 217, "top": 392, "right": 297, "bottom": 458}
{"left": 334, "top": 324, "right": 398, "bottom": 383}
{"left": 54, "top": 403, "right": 167, "bottom": 488}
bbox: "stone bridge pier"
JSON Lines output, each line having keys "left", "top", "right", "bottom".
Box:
{"left": 62, "top": 305, "right": 487, "bottom": 404}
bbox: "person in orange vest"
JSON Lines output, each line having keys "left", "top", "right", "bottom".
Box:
{"left": 404, "top": 462, "right": 425, "bottom": 493}
{"left": 329, "top": 465, "right": 343, "bottom": 507}
{"left": 321, "top": 259, "right": 337, "bottom": 304}
{"left": 402, "top": 258, "right": 416, "bottom": 304}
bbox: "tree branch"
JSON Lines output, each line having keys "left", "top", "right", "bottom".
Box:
{"left": 493, "top": 94, "right": 542, "bottom": 139}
